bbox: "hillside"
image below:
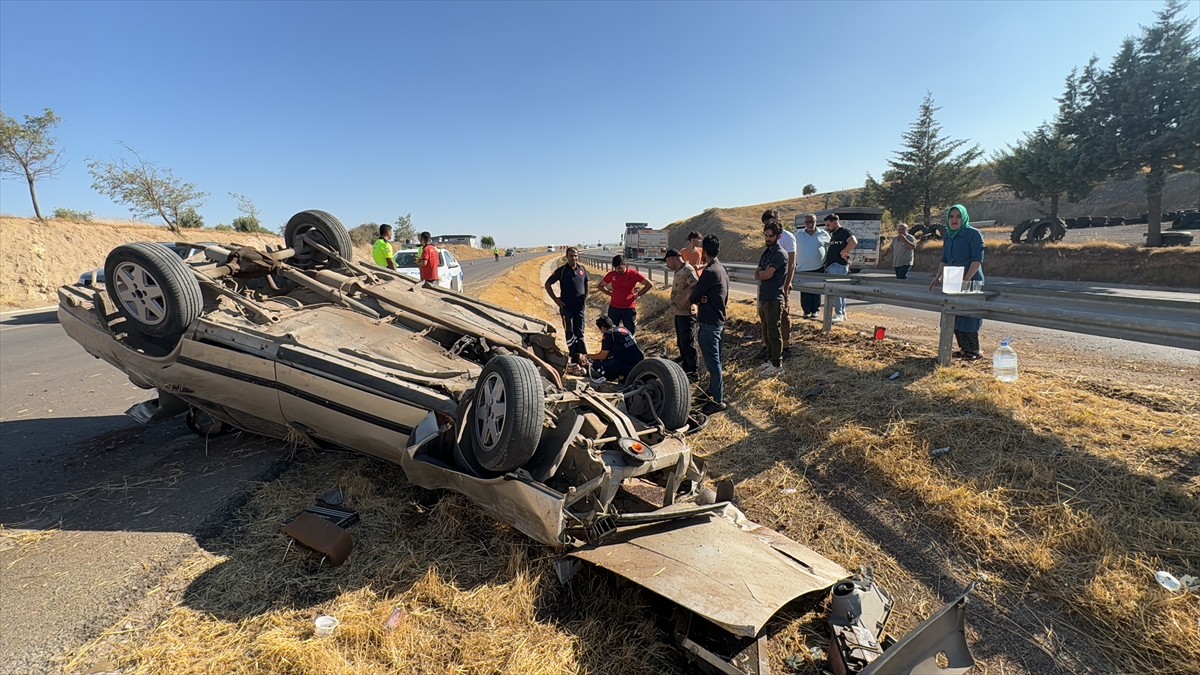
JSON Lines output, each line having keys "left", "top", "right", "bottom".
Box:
{"left": 0, "top": 217, "right": 491, "bottom": 311}
{"left": 661, "top": 172, "right": 1200, "bottom": 266}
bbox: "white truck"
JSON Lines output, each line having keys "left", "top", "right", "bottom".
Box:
{"left": 809, "top": 207, "right": 884, "bottom": 272}
{"left": 624, "top": 229, "right": 670, "bottom": 261}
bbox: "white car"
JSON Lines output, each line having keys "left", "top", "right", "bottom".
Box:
{"left": 393, "top": 247, "right": 463, "bottom": 292}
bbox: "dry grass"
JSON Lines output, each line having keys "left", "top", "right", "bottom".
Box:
{"left": 63, "top": 257, "right": 1199, "bottom": 675}
{"left": 627, "top": 292, "right": 1199, "bottom": 673}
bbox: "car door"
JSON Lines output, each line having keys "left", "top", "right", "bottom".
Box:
{"left": 443, "top": 251, "right": 462, "bottom": 291}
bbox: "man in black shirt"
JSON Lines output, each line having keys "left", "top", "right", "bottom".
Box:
{"left": 688, "top": 234, "right": 730, "bottom": 414}
{"left": 544, "top": 247, "right": 589, "bottom": 364}
{"left": 755, "top": 219, "right": 788, "bottom": 376}
{"left": 583, "top": 315, "right": 644, "bottom": 383}
{"left": 822, "top": 214, "right": 857, "bottom": 322}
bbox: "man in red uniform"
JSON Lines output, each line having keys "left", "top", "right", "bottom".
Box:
{"left": 417, "top": 231, "right": 440, "bottom": 287}
{"left": 599, "top": 254, "right": 653, "bottom": 334}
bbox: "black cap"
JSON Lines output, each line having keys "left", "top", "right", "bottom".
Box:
{"left": 662, "top": 248, "right": 681, "bottom": 261}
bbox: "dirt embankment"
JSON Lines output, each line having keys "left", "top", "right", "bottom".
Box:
{"left": 0, "top": 217, "right": 493, "bottom": 311}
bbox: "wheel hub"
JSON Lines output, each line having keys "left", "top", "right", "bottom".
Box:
{"left": 113, "top": 262, "right": 167, "bottom": 325}
{"left": 474, "top": 373, "right": 507, "bottom": 452}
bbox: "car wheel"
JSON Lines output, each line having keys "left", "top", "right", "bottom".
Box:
{"left": 469, "top": 355, "right": 545, "bottom": 472}
{"left": 284, "top": 210, "right": 353, "bottom": 268}
{"left": 623, "top": 357, "right": 690, "bottom": 430}
{"left": 104, "top": 242, "right": 203, "bottom": 339}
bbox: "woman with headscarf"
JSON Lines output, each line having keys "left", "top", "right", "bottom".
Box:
{"left": 930, "top": 204, "right": 985, "bottom": 360}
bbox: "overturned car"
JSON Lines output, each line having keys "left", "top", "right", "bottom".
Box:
{"left": 58, "top": 210, "right": 976, "bottom": 674}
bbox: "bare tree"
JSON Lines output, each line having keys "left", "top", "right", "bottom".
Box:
{"left": 87, "top": 142, "right": 208, "bottom": 232}
{"left": 0, "top": 108, "right": 65, "bottom": 220}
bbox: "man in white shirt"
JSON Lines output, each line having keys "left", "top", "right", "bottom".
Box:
{"left": 793, "top": 213, "right": 829, "bottom": 319}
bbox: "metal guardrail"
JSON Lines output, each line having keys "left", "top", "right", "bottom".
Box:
{"left": 579, "top": 253, "right": 1200, "bottom": 365}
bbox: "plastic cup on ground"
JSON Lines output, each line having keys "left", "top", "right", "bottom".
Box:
{"left": 314, "top": 615, "right": 340, "bottom": 637}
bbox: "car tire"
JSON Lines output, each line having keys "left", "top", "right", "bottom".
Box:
{"left": 284, "top": 210, "right": 353, "bottom": 268}
{"left": 469, "top": 355, "right": 545, "bottom": 472}
{"left": 1010, "top": 220, "right": 1033, "bottom": 244}
{"left": 104, "top": 242, "right": 203, "bottom": 339}
{"left": 624, "top": 357, "right": 690, "bottom": 430}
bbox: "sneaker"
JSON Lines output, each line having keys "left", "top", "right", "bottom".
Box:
{"left": 685, "top": 371, "right": 700, "bottom": 383}
{"left": 755, "top": 362, "right": 775, "bottom": 374}
{"left": 831, "top": 314, "right": 846, "bottom": 323}
{"left": 782, "top": 347, "right": 793, "bottom": 358}
{"left": 760, "top": 363, "right": 784, "bottom": 377}
{"left": 701, "top": 400, "right": 728, "bottom": 415}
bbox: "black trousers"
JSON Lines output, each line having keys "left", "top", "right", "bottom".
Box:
{"left": 799, "top": 267, "right": 823, "bottom": 315}
{"left": 674, "top": 314, "right": 698, "bottom": 375}
{"left": 561, "top": 304, "right": 587, "bottom": 360}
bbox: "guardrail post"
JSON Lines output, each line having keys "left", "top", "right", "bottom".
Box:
{"left": 938, "top": 311, "right": 955, "bottom": 366}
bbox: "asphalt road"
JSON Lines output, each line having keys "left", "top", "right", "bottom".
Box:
{"left": 0, "top": 251, "right": 539, "bottom": 674}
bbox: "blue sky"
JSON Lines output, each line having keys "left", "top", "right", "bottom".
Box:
{"left": 0, "top": 0, "right": 1169, "bottom": 247}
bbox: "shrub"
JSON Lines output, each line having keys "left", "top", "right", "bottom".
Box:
{"left": 232, "top": 216, "right": 271, "bottom": 234}
{"left": 214, "top": 223, "right": 233, "bottom": 231}
{"left": 52, "top": 208, "right": 93, "bottom": 221}
{"left": 177, "top": 207, "right": 204, "bottom": 229}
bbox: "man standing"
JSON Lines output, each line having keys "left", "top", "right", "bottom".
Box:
{"left": 544, "top": 247, "right": 590, "bottom": 365}
{"left": 754, "top": 220, "right": 788, "bottom": 377}
{"left": 599, "top": 254, "right": 653, "bottom": 334}
{"left": 417, "top": 231, "right": 440, "bottom": 287}
{"left": 689, "top": 235, "right": 729, "bottom": 414}
{"left": 762, "top": 210, "right": 797, "bottom": 357}
{"left": 892, "top": 224, "right": 917, "bottom": 279}
{"left": 822, "top": 214, "right": 857, "bottom": 322}
{"left": 664, "top": 248, "right": 699, "bottom": 380}
{"left": 795, "top": 213, "right": 829, "bottom": 319}
{"left": 372, "top": 224, "right": 397, "bottom": 270}
{"left": 680, "top": 231, "right": 705, "bottom": 273}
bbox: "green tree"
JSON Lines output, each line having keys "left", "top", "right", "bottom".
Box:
{"left": 86, "top": 143, "right": 208, "bottom": 232}
{"left": 394, "top": 213, "right": 416, "bottom": 244}
{"left": 0, "top": 108, "right": 65, "bottom": 220}
{"left": 480, "top": 235, "right": 496, "bottom": 248}
{"left": 993, "top": 119, "right": 1097, "bottom": 219}
{"left": 859, "top": 173, "right": 883, "bottom": 207}
{"left": 802, "top": 183, "right": 817, "bottom": 196}
{"left": 879, "top": 93, "right": 983, "bottom": 228}
{"left": 1060, "top": 0, "right": 1199, "bottom": 246}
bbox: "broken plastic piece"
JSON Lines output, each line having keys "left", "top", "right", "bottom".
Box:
{"left": 1155, "top": 570, "right": 1182, "bottom": 591}
{"left": 283, "top": 512, "right": 353, "bottom": 566}
{"left": 930, "top": 447, "right": 952, "bottom": 458}
{"left": 888, "top": 372, "right": 901, "bottom": 380}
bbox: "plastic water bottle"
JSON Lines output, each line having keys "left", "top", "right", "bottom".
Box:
{"left": 993, "top": 339, "right": 1018, "bottom": 382}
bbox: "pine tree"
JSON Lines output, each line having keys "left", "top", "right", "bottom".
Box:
{"left": 1060, "top": 0, "right": 1199, "bottom": 246}
{"left": 879, "top": 93, "right": 983, "bottom": 229}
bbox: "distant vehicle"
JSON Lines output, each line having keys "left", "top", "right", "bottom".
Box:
{"left": 393, "top": 247, "right": 464, "bottom": 292}
{"left": 505, "top": 248, "right": 515, "bottom": 257}
{"left": 78, "top": 242, "right": 211, "bottom": 286}
{"left": 546, "top": 245, "right": 555, "bottom": 252}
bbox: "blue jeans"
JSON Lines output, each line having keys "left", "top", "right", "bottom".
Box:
{"left": 607, "top": 306, "right": 637, "bottom": 334}
{"left": 826, "top": 262, "right": 848, "bottom": 316}
{"left": 698, "top": 322, "right": 724, "bottom": 403}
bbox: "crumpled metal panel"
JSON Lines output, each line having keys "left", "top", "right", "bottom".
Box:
{"left": 568, "top": 505, "right": 849, "bottom": 637}
{"left": 859, "top": 583, "right": 976, "bottom": 675}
